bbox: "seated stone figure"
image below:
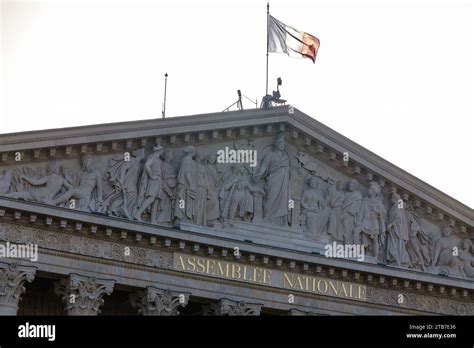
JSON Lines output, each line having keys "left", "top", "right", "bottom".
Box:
{"left": 432, "top": 226, "right": 464, "bottom": 278}
{"left": 458, "top": 239, "right": 474, "bottom": 279}
{"left": 51, "top": 155, "right": 103, "bottom": 212}
{"left": 7, "top": 161, "right": 68, "bottom": 205}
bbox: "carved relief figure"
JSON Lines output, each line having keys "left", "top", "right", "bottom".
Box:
{"left": 194, "top": 151, "right": 210, "bottom": 226}
{"left": 432, "top": 226, "right": 464, "bottom": 278}
{"left": 134, "top": 145, "right": 165, "bottom": 223}
{"left": 220, "top": 165, "right": 264, "bottom": 226}
{"left": 406, "top": 210, "right": 432, "bottom": 271}
{"left": 300, "top": 177, "right": 327, "bottom": 237}
{"left": 104, "top": 147, "right": 145, "bottom": 219}
{"left": 355, "top": 182, "right": 386, "bottom": 261}
{"left": 296, "top": 151, "right": 329, "bottom": 181}
{"left": 254, "top": 134, "right": 291, "bottom": 226}
{"left": 205, "top": 154, "right": 221, "bottom": 227}
{"left": 289, "top": 165, "right": 305, "bottom": 228}
{"left": 1, "top": 132, "right": 470, "bottom": 282}
{"left": 386, "top": 193, "right": 410, "bottom": 267}
{"left": 326, "top": 180, "right": 345, "bottom": 242}
{"left": 157, "top": 149, "right": 177, "bottom": 224}
{"left": 341, "top": 179, "right": 363, "bottom": 244}
{"left": 6, "top": 161, "right": 68, "bottom": 205}
{"left": 174, "top": 146, "right": 197, "bottom": 224}
{"left": 51, "top": 155, "right": 103, "bottom": 211}
{"left": 458, "top": 239, "right": 474, "bottom": 279}
{"left": 0, "top": 169, "right": 12, "bottom": 194}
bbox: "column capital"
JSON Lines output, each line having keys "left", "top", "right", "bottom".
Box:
{"left": 203, "top": 298, "right": 262, "bottom": 316}
{"left": 130, "top": 287, "right": 190, "bottom": 316}
{"left": 0, "top": 261, "right": 37, "bottom": 315}
{"left": 54, "top": 273, "right": 115, "bottom": 315}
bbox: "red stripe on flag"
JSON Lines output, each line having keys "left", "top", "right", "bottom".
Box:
{"left": 301, "top": 33, "right": 320, "bottom": 63}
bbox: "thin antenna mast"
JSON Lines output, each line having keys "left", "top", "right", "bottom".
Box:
{"left": 162, "top": 73, "right": 168, "bottom": 118}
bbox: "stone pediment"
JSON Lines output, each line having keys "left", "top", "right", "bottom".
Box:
{"left": 0, "top": 106, "right": 473, "bottom": 286}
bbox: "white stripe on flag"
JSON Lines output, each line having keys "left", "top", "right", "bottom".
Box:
{"left": 268, "top": 15, "right": 319, "bottom": 63}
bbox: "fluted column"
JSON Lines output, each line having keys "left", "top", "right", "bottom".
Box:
{"left": 130, "top": 287, "right": 190, "bottom": 316}
{"left": 203, "top": 298, "right": 262, "bottom": 316}
{"left": 0, "top": 261, "right": 36, "bottom": 315}
{"left": 54, "top": 274, "right": 115, "bottom": 315}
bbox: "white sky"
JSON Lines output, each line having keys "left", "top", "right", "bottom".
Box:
{"left": 1, "top": 0, "right": 473, "bottom": 207}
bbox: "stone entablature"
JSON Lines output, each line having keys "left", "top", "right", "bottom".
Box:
{"left": 0, "top": 205, "right": 472, "bottom": 294}
{"left": 0, "top": 211, "right": 472, "bottom": 315}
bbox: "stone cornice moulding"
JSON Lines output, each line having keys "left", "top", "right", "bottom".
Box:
{"left": 0, "top": 197, "right": 472, "bottom": 295}
{"left": 0, "top": 108, "right": 287, "bottom": 148}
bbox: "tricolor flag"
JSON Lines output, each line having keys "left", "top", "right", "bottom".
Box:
{"left": 268, "top": 15, "right": 320, "bottom": 63}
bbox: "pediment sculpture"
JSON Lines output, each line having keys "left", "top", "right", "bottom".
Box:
{"left": 0, "top": 133, "right": 472, "bottom": 280}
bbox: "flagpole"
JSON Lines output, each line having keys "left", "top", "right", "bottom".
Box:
{"left": 266, "top": 2, "right": 269, "bottom": 96}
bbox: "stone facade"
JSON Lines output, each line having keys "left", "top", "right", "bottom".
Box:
{"left": 0, "top": 106, "right": 472, "bottom": 315}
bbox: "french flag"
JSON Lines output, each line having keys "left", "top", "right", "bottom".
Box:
{"left": 268, "top": 15, "right": 320, "bottom": 63}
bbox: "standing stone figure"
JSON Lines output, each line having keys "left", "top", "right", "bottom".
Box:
{"left": 205, "top": 154, "right": 221, "bottom": 227}
{"left": 386, "top": 193, "right": 410, "bottom": 267}
{"left": 406, "top": 211, "right": 432, "bottom": 271}
{"left": 254, "top": 134, "right": 291, "bottom": 226}
{"left": 432, "top": 226, "right": 464, "bottom": 277}
{"left": 355, "top": 182, "right": 386, "bottom": 261}
{"left": 300, "top": 176, "right": 327, "bottom": 237}
{"left": 326, "top": 180, "right": 345, "bottom": 242}
{"left": 220, "top": 165, "right": 264, "bottom": 226}
{"left": 7, "top": 161, "right": 68, "bottom": 205}
{"left": 134, "top": 145, "right": 165, "bottom": 223}
{"left": 51, "top": 155, "right": 103, "bottom": 211}
{"left": 104, "top": 147, "right": 145, "bottom": 219}
{"left": 174, "top": 146, "right": 197, "bottom": 225}
{"left": 289, "top": 165, "right": 305, "bottom": 228}
{"left": 194, "top": 151, "right": 210, "bottom": 226}
{"left": 341, "top": 179, "right": 363, "bottom": 244}
{"left": 157, "top": 149, "right": 177, "bottom": 225}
